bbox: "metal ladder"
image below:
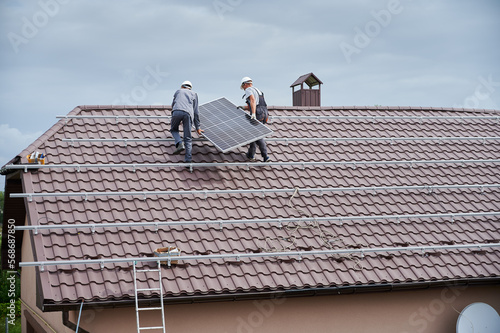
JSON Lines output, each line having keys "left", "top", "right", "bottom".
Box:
{"left": 133, "top": 261, "right": 166, "bottom": 332}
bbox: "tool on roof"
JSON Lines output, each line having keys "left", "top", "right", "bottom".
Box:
{"left": 154, "top": 246, "right": 180, "bottom": 266}
{"left": 27, "top": 151, "right": 46, "bottom": 165}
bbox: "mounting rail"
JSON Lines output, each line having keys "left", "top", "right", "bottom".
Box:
{"left": 15, "top": 211, "right": 500, "bottom": 233}
{"left": 4, "top": 158, "right": 500, "bottom": 173}
{"left": 10, "top": 183, "right": 500, "bottom": 200}
{"left": 18, "top": 243, "right": 500, "bottom": 268}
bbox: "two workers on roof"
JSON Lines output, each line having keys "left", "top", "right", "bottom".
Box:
{"left": 170, "top": 77, "right": 270, "bottom": 163}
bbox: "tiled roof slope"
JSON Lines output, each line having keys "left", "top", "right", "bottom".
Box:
{"left": 14, "top": 104, "right": 500, "bottom": 308}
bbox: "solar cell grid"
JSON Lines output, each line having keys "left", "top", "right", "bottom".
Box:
{"left": 199, "top": 97, "right": 273, "bottom": 153}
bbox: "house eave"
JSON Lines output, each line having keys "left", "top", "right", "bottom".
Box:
{"left": 40, "top": 276, "right": 500, "bottom": 312}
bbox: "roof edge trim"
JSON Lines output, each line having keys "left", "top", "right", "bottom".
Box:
{"left": 40, "top": 277, "right": 500, "bottom": 312}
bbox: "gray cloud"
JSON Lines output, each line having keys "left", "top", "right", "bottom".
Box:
{"left": 1, "top": 0, "right": 499, "bottom": 189}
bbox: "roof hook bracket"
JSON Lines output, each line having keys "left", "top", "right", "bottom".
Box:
{"left": 28, "top": 194, "right": 33, "bottom": 202}
{"left": 427, "top": 186, "right": 433, "bottom": 195}
{"left": 100, "top": 261, "right": 104, "bottom": 270}
{"left": 123, "top": 139, "right": 128, "bottom": 148}
{"left": 34, "top": 226, "right": 39, "bottom": 235}
{"left": 219, "top": 221, "right": 223, "bottom": 231}
{"left": 132, "top": 164, "right": 137, "bottom": 173}
{"left": 154, "top": 223, "right": 159, "bottom": 233}
{"left": 91, "top": 225, "right": 96, "bottom": 234}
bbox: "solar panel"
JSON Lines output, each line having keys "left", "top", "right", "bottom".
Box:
{"left": 198, "top": 97, "right": 273, "bottom": 153}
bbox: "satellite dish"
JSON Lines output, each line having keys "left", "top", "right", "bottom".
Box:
{"left": 457, "top": 302, "right": 500, "bottom": 333}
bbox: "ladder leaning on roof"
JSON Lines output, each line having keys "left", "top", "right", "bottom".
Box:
{"left": 133, "top": 260, "right": 166, "bottom": 333}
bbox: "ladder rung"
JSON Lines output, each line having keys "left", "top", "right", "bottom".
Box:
{"left": 138, "top": 307, "right": 163, "bottom": 311}
{"left": 137, "top": 288, "right": 161, "bottom": 292}
{"left": 139, "top": 326, "right": 164, "bottom": 330}
{"left": 136, "top": 269, "right": 160, "bottom": 273}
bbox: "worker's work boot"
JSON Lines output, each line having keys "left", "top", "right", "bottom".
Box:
{"left": 173, "top": 142, "right": 185, "bottom": 155}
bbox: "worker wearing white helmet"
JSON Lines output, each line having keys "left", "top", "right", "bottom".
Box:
{"left": 240, "top": 77, "right": 270, "bottom": 162}
{"left": 170, "top": 80, "right": 203, "bottom": 163}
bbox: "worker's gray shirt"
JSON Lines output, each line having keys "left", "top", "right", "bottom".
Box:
{"left": 171, "top": 88, "right": 200, "bottom": 130}
{"left": 243, "top": 86, "right": 261, "bottom": 105}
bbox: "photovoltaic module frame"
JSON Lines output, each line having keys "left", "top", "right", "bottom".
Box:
{"left": 199, "top": 97, "right": 273, "bottom": 153}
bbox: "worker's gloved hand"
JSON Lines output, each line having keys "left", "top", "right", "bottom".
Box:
{"left": 250, "top": 113, "right": 256, "bottom": 120}
{"left": 197, "top": 129, "right": 204, "bottom": 135}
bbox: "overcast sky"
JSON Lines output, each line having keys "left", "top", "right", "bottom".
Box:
{"left": 1, "top": 0, "right": 499, "bottom": 189}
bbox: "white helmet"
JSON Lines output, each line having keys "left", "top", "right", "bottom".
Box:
{"left": 240, "top": 76, "right": 252, "bottom": 89}
{"left": 181, "top": 80, "right": 192, "bottom": 89}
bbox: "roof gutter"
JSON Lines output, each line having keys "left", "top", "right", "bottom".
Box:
{"left": 62, "top": 310, "right": 89, "bottom": 333}
{"left": 41, "top": 277, "right": 500, "bottom": 312}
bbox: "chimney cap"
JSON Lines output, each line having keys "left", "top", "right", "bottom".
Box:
{"left": 290, "top": 72, "right": 323, "bottom": 88}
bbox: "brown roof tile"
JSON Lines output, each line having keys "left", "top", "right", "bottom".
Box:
{"left": 7, "top": 103, "right": 500, "bottom": 307}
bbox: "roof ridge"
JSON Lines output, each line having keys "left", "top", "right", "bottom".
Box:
{"left": 78, "top": 105, "right": 171, "bottom": 111}
{"left": 267, "top": 106, "right": 500, "bottom": 113}
{"left": 62, "top": 105, "right": 500, "bottom": 114}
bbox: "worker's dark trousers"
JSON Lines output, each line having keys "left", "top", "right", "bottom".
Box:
{"left": 248, "top": 139, "right": 267, "bottom": 159}
{"left": 170, "top": 110, "right": 193, "bottom": 162}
